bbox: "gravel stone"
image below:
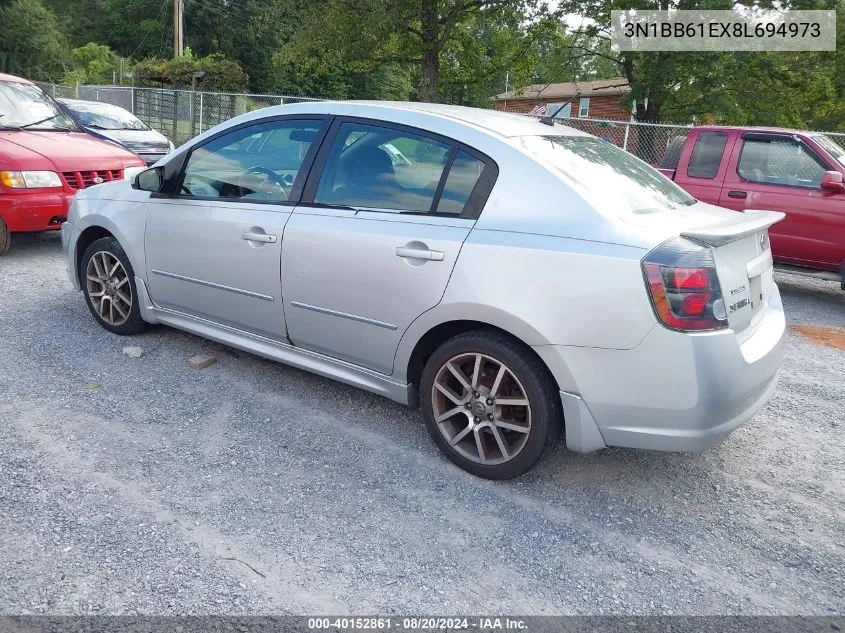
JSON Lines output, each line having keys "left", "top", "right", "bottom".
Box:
{"left": 122, "top": 346, "right": 144, "bottom": 359}
{"left": 0, "top": 232, "right": 843, "bottom": 615}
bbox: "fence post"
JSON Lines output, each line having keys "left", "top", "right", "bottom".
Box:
{"left": 198, "top": 91, "right": 204, "bottom": 134}
{"left": 75, "top": 82, "right": 80, "bottom": 98}
{"left": 622, "top": 122, "right": 631, "bottom": 152}
{"left": 131, "top": 87, "right": 135, "bottom": 115}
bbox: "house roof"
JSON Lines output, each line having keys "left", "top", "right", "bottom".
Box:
{"left": 495, "top": 77, "right": 630, "bottom": 101}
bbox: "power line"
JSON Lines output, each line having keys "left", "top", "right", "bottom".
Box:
{"left": 128, "top": 0, "right": 171, "bottom": 60}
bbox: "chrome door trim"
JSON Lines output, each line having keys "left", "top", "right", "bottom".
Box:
{"left": 150, "top": 269, "right": 275, "bottom": 302}
{"left": 289, "top": 300, "right": 398, "bottom": 330}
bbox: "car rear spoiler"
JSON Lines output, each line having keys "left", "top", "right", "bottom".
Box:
{"left": 681, "top": 210, "right": 785, "bottom": 247}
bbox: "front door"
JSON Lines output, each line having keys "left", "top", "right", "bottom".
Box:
{"left": 719, "top": 133, "right": 845, "bottom": 270}
{"left": 144, "top": 116, "right": 327, "bottom": 340}
{"left": 282, "top": 119, "right": 495, "bottom": 374}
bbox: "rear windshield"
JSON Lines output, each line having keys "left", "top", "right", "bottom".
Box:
{"left": 517, "top": 135, "right": 696, "bottom": 214}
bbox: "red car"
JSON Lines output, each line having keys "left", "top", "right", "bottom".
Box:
{"left": 0, "top": 73, "right": 146, "bottom": 255}
{"left": 657, "top": 125, "right": 845, "bottom": 288}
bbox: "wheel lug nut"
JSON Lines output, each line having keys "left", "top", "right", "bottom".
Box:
{"left": 487, "top": 413, "right": 494, "bottom": 421}
{"left": 473, "top": 391, "right": 480, "bottom": 398}
{"left": 486, "top": 398, "right": 493, "bottom": 405}
{"left": 464, "top": 402, "right": 471, "bottom": 409}
{"left": 474, "top": 417, "right": 481, "bottom": 423}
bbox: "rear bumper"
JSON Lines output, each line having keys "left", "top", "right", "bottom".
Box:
{"left": 0, "top": 190, "right": 75, "bottom": 232}
{"left": 537, "top": 285, "right": 786, "bottom": 452}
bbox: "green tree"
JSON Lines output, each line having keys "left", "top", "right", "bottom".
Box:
{"left": 64, "top": 42, "right": 119, "bottom": 85}
{"left": 0, "top": 0, "right": 68, "bottom": 80}
{"left": 281, "top": 0, "right": 552, "bottom": 102}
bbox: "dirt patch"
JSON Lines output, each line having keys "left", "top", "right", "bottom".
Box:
{"left": 792, "top": 325, "right": 845, "bottom": 351}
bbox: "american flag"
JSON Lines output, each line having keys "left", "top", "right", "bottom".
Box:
{"left": 529, "top": 103, "right": 547, "bottom": 116}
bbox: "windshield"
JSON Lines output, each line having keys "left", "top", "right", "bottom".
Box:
{"left": 0, "top": 81, "right": 77, "bottom": 130}
{"left": 66, "top": 102, "right": 149, "bottom": 131}
{"left": 813, "top": 134, "right": 845, "bottom": 168}
{"left": 517, "top": 135, "right": 696, "bottom": 214}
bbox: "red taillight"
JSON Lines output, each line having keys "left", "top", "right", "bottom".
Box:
{"left": 673, "top": 267, "right": 709, "bottom": 290}
{"left": 643, "top": 238, "right": 728, "bottom": 332}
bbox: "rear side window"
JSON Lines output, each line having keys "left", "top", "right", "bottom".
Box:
{"left": 687, "top": 132, "right": 728, "bottom": 179}
{"left": 314, "top": 122, "right": 452, "bottom": 213}
{"left": 436, "top": 151, "right": 485, "bottom": 215}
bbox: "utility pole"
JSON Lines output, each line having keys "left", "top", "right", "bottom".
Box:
{"left": 173, "top": 0, "right": 184, "bottom": 57}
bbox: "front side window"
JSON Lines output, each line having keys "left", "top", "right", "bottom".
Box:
{"left": 687, "top": 131, "right": 728, "bottom": 179}
{"left": 314, "top": 122, "right": 451, "bottom": 212}
{"left": 180, "top": 119, "right": 322, "bottom": 201}
{"left": 0, "top": 81, "right": 77, "bottom": 130}
{"left": 738, "top": 138, "right": 828, "bottom": 188}
{"left": 517, "top": 135, "right": 696, "bottom": 215}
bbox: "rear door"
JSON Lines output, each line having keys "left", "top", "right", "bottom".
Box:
{"left": 282, "top": 118, "right": 497, "bottom": 374}
{"left": 718, "top": 133, "right": 844, "bottom": 270}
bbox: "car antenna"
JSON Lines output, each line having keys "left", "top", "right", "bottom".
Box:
{"left": 539, "top": 91, "right": 581, "bottom": 127}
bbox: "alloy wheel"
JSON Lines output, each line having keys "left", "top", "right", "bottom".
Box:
{"left": 86, "top": 251, "right": 132, "bottom": 326}
{"left": 430, "top": 352, "right": 532, "bottom": 465}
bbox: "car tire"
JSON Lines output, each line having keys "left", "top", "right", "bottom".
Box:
{"left": 420, "top": 330, "right": 562, "bottom": 479}
{"left": 81, "top": 236, "right": 149, "bottom": 335}
{"left": 0, "top": 217, "right": 10, "bottom": 256}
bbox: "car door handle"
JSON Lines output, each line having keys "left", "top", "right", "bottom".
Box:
{"left": 241, "top": 231, "right": 277, "bottom": 243}
{"left": 396, "top": 246, "right": 444, "bottom": 261}
{"left": 727, "top": 190, "right": 748, "bottom": 199}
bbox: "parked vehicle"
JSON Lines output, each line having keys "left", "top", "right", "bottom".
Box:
{"left": 59, "top": 98, "right": 174, "bottom": 166}
{"left": 657, "top": 126, "right": 845, "bottom": 288}
{"left": 0, "top": 74, "right": 146, "bottom": 255}
{"left": 62, "top": 102, "right": 785, "bottom": 479}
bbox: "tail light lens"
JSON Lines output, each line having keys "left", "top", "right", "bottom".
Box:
{"left": 642, "top": 237, "right": 728, "bottom": 332}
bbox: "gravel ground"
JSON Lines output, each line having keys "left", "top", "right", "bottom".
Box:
{"left": 0, "top": 231, "right": 843, "bottom": 616}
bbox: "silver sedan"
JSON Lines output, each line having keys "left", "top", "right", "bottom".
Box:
{"left": 62, "top": 101, "right": 786, "bottom": 479}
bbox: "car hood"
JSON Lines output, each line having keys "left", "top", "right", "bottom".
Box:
{"left": 0, "top": 131, "right": 142, "bottom": 171}
{"left": 92, "top": 128, "right": 171, "bottom": 154}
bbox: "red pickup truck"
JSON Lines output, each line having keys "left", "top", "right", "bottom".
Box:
{"left": 657, "top": 126, "right": 845, "bottom": 288}
{"left": 0, "top": 73, "right": 146, "bottom": 255}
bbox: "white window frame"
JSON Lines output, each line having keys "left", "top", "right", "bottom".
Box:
{"left": 579, "top": 97, "right": 590, "bottom": 118}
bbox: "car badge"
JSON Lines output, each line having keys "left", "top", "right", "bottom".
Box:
{"left": 92, "top": 176, "right": 104, "bottom": 185}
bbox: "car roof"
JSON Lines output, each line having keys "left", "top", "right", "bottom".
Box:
{"left": 694, "top": 124, "right": 813, "bottom": 136}
{"left": 0, "top": 73, "right": 34, "bottom": 85}
{"left": 237, "top": 100, "right": 591, "bottom": 140}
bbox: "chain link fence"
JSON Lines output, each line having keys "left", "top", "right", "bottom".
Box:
{"left": 556, "top": 115, "right": 845, "bottom": 167}
{"left": 35, "top": 82, "right": 323, "bottom": 146}
{"left": 32, "top": 82, "right": 845, "bottom": 163}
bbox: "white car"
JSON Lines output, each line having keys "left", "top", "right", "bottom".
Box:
{"left": 62, "top": 101, "right": 786, "bottom": 478}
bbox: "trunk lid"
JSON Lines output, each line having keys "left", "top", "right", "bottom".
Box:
{"left": 681, "top": 209, "right": 784, "bottom": 336}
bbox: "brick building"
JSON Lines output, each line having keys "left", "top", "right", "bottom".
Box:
{"left": 493, "top": 77, "right": 631, "bottom": 120}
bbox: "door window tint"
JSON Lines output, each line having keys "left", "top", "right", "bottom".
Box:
{"left": 181, "top": 119, "right": 322, "bottom": 201}
{"left": 738, "top": 138, "right": 828, "bottom": 188}
{"left": 436, "top": 151, "right": 485, "bottom": 214}
{"left": 687, "top": 131, "right": 728, "bottom": 179}
{"left": 315, "top": 122, "right": 451, "bottom": 212}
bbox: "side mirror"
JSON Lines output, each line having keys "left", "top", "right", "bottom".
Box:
{"left": 133, "top": 167, "right": 164, "bottom": 192}
{"left": 820, "top": 170, "right": 845, "bottom": 192}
